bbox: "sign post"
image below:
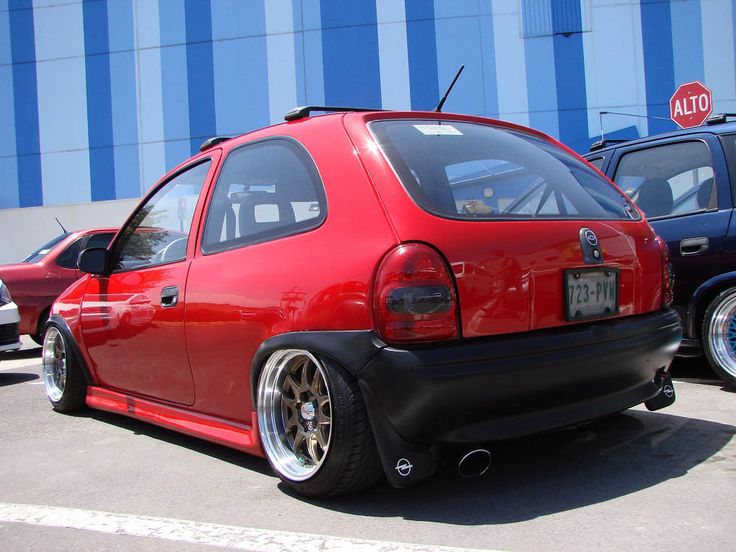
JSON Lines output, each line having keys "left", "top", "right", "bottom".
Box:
{"left": 670, "top": 81, "right": 713, "bottom": 129}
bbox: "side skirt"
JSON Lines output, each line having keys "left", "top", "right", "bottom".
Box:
{"left": 85, "top": 387, "right": 265, "bottom": 458}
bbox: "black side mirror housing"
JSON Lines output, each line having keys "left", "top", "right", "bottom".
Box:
{"left": 78, "top": 247, "right": 110, "bottom": 275}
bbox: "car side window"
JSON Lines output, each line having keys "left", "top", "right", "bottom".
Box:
{"left": 613, "top": 141, "right": 716, "bottom": 219}
{"left": 56, "top": 238, "right": 83, "bottom": 269}
{"left": 202, "top": 138, "right": 326, "bottom": 254}
{"left": 112, "top": 160, "right": 211, "bottom": 271}
{"left": 83, "top": 232, "right": 115, "bottom": 250}
{"left": 587, "top": 157, "right": 605, "bottom": 170}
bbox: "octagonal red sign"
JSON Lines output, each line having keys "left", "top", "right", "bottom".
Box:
{"left": 670, "top": 81, "right": 713, "bottom": 129}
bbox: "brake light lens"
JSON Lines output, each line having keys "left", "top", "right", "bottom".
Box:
{"left": 373, "top": 243, "right": 459, "bottom": 343}
{"left": 655, "top": 236, "right": 673, "bottom": 307}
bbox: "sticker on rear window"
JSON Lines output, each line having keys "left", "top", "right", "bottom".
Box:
{"left": 414, "top": 124, "right": 463, "bottom": 136}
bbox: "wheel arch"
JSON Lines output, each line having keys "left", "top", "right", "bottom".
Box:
{"left": 46, "top": 314, "right": 95, "bottom": 386}
{"left": 249, "top": 330, "right": 383, "bottom": 409}
{"left": 686, "top": 272, "right": 736, "bottom": 339}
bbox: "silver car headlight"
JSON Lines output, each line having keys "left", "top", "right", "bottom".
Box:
{"left": 0, "top": 278, "right": 12, "bottom": 305}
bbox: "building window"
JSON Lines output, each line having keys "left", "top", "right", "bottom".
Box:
{"left": 521, "top": 0, "right": 590, "bottom": 38}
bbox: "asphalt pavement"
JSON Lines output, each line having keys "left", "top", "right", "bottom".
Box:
{"left": 1, "top": 337, "right": 734, "bottom": 552}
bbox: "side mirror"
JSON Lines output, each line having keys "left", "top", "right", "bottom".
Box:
{"left": 78, "top": 247, "right": 110, "bottom": 275}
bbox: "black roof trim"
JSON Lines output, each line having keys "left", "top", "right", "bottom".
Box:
{"left": 200, "top": 136, "right": 231, "bottom": 152}
{"left": 589, "top": 138, "right": 628, "bottom": 152}
{"left": 284, "top": 105, "right": 381, "bottom": 122}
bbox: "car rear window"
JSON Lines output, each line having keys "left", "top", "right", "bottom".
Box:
{"left": 370, "top": 120, "right": 638, "bottom": 221}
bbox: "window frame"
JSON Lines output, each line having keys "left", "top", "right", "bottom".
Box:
{"left": 200, "top": 136, "right": 328, "bottom": 256}
{"left": 611, "top": 138, "right": 718, "bottom": 221}
{"left": 108, "top": 158, "right": 213, "bottom": 274}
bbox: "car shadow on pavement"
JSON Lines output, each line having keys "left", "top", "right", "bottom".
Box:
{"left": 0, "top": 372, "right": 39, "bottom": 387}
{"left": 294, "top": 410, "right": 735, "bottom": 524}
{"left": 1, "top": 347, "right": 42, "bottom": 360}
{"left": 78, "top": 409, "right": 274, "bottom": 477}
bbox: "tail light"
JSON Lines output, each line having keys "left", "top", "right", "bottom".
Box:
{"left": 373, "top": 243, "right": 459, "bottom": 343}
{"left": 655, "top": 236, "right": 674, "bottom": 307}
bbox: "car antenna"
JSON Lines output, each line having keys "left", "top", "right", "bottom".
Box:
{"left": 435, "top": 65, "right": 465, "bottom": 113}
{"left": 55, "top": 217, "right": 69, "bottom": 236}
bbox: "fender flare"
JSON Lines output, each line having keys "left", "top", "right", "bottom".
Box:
{"left": 249, "top": 330, "right": 384, "bottom": 407}
{"left": 686, "top": 271, "right": 736, "bottom": 338}
{"left": 46, "top": 314, "right": 95, "bottom": 386}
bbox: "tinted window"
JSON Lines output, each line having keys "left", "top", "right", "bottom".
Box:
{"left": 613, "top": 141, "right": 716, "bottom": 219}
{"left": 587, "top": 157, "right": 605, "bottom": 170}
{"left": 113, "top": 161, "right": 210, "bottom": 271}
{"left": 202, "top": 139, "right": 326, "bottom": 254}
{"left": 371, "top": 120, "right": 637, "bottom": 220}
{"left": 84, "top": 232, "right": 115, "bottom": 249}
{"left": 56, "top": 238, "right": 83, "bottom": 269}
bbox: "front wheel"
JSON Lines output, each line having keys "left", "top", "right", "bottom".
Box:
{"left": 42, "top": 326, "right": 87, "bottom": 411}
{"left": 257, "top": 349, "right": 382, "bottom": 497}
{"left": 702, "top": 288, "right": 736, "bottom": 384}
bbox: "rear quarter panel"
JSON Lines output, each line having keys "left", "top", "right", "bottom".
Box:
{"left": 184, "top": 116, "right": 398, "bottom": 420}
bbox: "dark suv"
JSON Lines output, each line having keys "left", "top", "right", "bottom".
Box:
{"left": 585, "top": 115, "right": 736, "bottom": 384}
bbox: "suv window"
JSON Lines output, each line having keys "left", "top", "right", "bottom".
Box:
{"left": 202, "top": 139, "right": 326, "bottom": 254}
{"left": 112, "top": 160, "right": 211, "bottom": 271}
{"left": 613, "top": 141, "right": 716, "bottom": 219}
{"left": 370, "top": 120, "right": 637, "bottom": 220}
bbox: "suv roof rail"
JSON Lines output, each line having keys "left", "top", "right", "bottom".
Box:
{"left": 200, "top": 136, "right": 231, "bottom": 152}
{"left": 284, "top": 105, "right": 381, "bottom": 122}
{"left": 706, "top": 113, "right": 736, "bottom": 125}
{"left": 589, "top": 138, "right": 628, "bottom": 152}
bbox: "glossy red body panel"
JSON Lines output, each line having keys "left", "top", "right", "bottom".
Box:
{"left": 49, "top": 111, "right": 668, "bottom": 454}
{"left": 0, "top": 228, "right": 117, "bottom": 335}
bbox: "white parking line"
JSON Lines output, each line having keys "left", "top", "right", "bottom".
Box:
{"left": 0, "top": 503, "right": 505, "bottom": 552}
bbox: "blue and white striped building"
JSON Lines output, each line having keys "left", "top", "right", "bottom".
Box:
{"left": 1, "top": 0, "right": 735, "bottom": 260}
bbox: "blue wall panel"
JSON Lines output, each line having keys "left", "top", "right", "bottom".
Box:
{"left": 9, "top": 6, "right": 41, "bottom": 207}
{"left": 185, "top": 1, "right": 216, "bottom": 154}
{"left": 405, "top": 0, "right": 439, "bottom": 110}
{"left": 671, "top": 0, "right": 704, "bottom": 85}
{"left": 320, "top": 0, "right": 381, "bottom": 107}
{"left": 84, "top": 0, "right": 116, "bottom": 201}
{"left": 640, "top": 0, "right": 678, "bottom": 135}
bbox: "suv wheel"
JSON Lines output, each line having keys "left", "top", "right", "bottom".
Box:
{"left": 257, "top": 349, "right": 382, "bottom": 497}
{"left": 702, "top": 288, "right": 736, "bottom": 384}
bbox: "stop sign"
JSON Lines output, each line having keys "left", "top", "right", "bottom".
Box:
{"left": 670, "top": 81, "right": 713, "bottom": 129}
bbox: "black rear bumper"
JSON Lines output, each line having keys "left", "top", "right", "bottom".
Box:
{"left": 253, "top": 308, "right": 681, "bottom": 487}
{"left": 358, "top": 308, "right": 681, "bottom": 486}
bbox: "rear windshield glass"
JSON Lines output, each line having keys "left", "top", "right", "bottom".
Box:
{"left": 370, "top": 120, "right": 638, "bottom": 221}
{"left": 23, "top": 233, "right": 68, "bottom": 263}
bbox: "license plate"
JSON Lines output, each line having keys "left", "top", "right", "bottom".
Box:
{"left": 565, "top": 268, "right": 619, "bottom": 321}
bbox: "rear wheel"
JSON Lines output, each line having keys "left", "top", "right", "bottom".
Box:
{"left": 31, "top": 309, "right": 50, "bottom": 346}
{"left": 257, "top": 349, "right": 382, "bottom": 497}
{"left": 42, "top": 326, "right": 87, "bottom": 411}
{"left": 702, "top": 288, "right": 736, "bottom": 384}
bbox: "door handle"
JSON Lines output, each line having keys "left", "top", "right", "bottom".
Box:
{"left": 680, "top": 237, "right": 709, "bottom": 256}
{"left": 161, "top": 286, "right": 179, "bottom": 308}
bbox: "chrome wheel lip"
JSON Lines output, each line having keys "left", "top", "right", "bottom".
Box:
{"left": 41, "top": 326, "right": 66, "bottom": 403}
{"left": 707, "top": 294, "right": 736, "bottom": 379}
{"left": 257, "top": 349, "right": 332, "bottom": 482}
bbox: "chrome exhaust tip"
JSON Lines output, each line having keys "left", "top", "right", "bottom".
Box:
{"left": 457, "top": 448, "right": 492, "bottom": 478}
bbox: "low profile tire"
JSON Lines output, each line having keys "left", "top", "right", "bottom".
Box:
{"left": 702, "top": 288, "right": 736, "bottom": 384}
{"left": 257, "top": 349, "right": 382, "bottom": 498}
{"left": 42, "top": 326, "right": 87, "bottom": 412}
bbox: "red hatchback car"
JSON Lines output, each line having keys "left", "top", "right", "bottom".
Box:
{"left": 0, "top": 228, "right": 116, "bottom": 344}
{"left": 41, "top": 109, "right": 681, "bottom": 497}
